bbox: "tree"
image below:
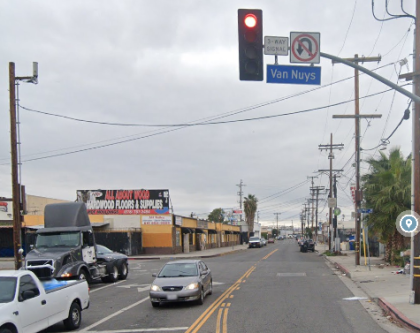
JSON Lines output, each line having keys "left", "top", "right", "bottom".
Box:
{"left": 208, "top": 208, "right": 225, "bottom": 223}
{"left": 361, "top": 147, "right": 411, "bottom": 264}
{"left": 244, "top": 194, "right": 258, "bottom": 234}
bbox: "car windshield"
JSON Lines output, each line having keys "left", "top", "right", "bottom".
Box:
{"left": 250, "top": 237, "right": 260, "bottom": 241}
{"left": 158, "top": 263, "right": 198, "bottom": 277}
{"left": 96, "top": 245, "right": 113, "bottom": 254}
{"left": 35, "top": 232, "right": 81, "bottom": 248}
{"left": 0, "top": 277, "right": 17, "bottom": 303}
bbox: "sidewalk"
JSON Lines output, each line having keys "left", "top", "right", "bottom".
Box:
{"left": 317, "top": 242, "right": 420, "bottom": 332}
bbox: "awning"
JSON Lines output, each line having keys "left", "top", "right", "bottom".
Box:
{"left": 92, "top": 222, "right": 110, "bottom": 228}
{"left": 195, "top": 228, "right": 205, "bottom": 234}
{"left": 24, "top": 225, "right": 44, "bottom": 230}
{"left": 208, "top": 229, "right": 218, "bottom": 234}
{"left": 181, "top": 227, "right": 193, "bottom": 234}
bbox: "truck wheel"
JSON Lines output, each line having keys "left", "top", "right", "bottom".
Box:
{"left": 78, "top": 269, "right": 90, "bottom": 284}
{"left": 0, "top": 328, "right": 13, "bottom": 333}
{"left": 119, "top": 263, "right": 128, "bottom": 280}
{"left": 63, "top": 302, "right": 82, "bottom": 330}
{"left": 108, "top": 265, "right": 119, "bottom": 282}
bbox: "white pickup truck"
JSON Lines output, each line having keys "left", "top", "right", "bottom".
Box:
{"left": 0, "top": 270, "right": 90, "bottom": 333}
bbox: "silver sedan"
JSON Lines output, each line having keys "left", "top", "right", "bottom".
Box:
{"left": 149, "top": 260, "right": 212, "bottom": 308}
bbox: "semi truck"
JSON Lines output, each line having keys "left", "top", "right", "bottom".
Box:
{"left": 24, "top": 202, "right": 127, "bottom": 283}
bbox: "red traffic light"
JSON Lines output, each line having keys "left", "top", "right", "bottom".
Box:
{"left": 244, "top": 14, "right": 257, "bottom": 28}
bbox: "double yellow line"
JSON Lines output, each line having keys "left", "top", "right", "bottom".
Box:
{"left": 185, "top": 265, "right": 256, "bottom": 333}
{"left": 186, "top": 249, "right": 278, "bottom": 333}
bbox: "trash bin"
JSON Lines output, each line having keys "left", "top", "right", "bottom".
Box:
{"left": 349, "top": 241, "right": 354, "bottom": 250}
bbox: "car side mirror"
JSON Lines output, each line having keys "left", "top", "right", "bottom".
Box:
{"left": 152, "top": 273, "right": 157, "bottom": 277}
{"left": 201, "top": 270, "right": 208, "bottom": 276}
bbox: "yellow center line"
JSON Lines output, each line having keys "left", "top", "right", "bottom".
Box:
{"left": 223, "top": 309, "right": 229, "bottom": 333}
{"left": 215, "top": 308, "right": 223, "bottom": 333}
{"left": 185, "top": 266, "right": 255, "bottom": 333}
{"left": 187, "top": 249, "right": 277, "bottom": 333}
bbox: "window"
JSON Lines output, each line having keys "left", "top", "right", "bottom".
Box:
{"left": 18, "top": 275, "right": 40, "bottom": 301}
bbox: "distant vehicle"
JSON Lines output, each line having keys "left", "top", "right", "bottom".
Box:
{"left": 95, "top": 244, "right": 129, "bottom": 282}
{"left": 297, "top": 237, "right": 305, "bottom": 246}
{"left": 268, "top": 238, "right": 275, "bottom": 244}
{"left": 300, "top": 239, "right": 315, "bottom": 253}
{"left": 149, "top": 260, "right": 212, "bottom": 308}
{"left": 0, "top": 269, "right": 90, "bottom": 333}
{"left": 248, "top": 236, "right": 262, "bottom": 248}
{"left": 260, "top": 238, "right": 267, "bottom": 246}
{"left": 277, "top": 235, "right": 285, "bottom": 240}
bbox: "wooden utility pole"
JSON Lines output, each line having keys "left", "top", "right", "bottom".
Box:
{"left": 9, "top": 63, "right": 21, "bottom": 270}
{"left": 310, "top": 186, "right": 325, "bottom": 242}
{"left": 331, "top": 54, "right": 381, "bottom": 265}
{"left": 319, "top": 135, "right": 344, "bottom": 250}
{"left": 414, "top": 0, "right": 420, "bottom": 304}
{"left": 9, "top": 62, "right": 38, "bottom": 270}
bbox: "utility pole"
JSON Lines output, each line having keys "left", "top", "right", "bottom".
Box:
{"left": 236, "top": 179, "right": 246, "bottom": 222}
{"left": 319, "top": 135, "right": 344, "bottom": 250}
{"left": 274, "top": 212, "right": 281, "bottom": 234}
{"left": 310, "top": 186, "right": 325, "bottom": 242}
{"left": 413, "top": 0, "right": 420, "bottom": 305}
{"left": 332, "top": 54, "right": 381, "bottom": 264}
{"left": 9, "top": 62, "right": 38, "bottom": 270}
{"left": 307, "top": 176, "right": 318, "bottom": 237}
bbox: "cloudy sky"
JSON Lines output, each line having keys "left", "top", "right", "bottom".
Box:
{"left": 0, "top": 0, "right": 415, "bottom": 227}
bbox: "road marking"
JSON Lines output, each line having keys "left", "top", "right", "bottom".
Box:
{"left": 117, "top": 284, "right": 150, "bottom": 289}
{"left": 79, "top": 296, "right": 150, "bottom": 333}
{"left": 343, "top": 296, "right": 368, "bottom": 301}
{"left": 90, "top": 280, "right": 125, "bottom": 293}
{"left": 185, "top": 266, "right": 255, "bottom": 333}
{"left": 223, "top": 308, "right": 228, "bottom": 333}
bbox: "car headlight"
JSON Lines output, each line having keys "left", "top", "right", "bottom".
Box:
{"left": 185, "top": 282, "right": 199, "bottom": 290}
{"left": 150, "top": 284, "right": 161, "bottom": 291}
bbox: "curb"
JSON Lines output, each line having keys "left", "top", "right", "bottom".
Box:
{"left": 377, "top": 298, "right": 420, "bottom": 332}
{"left": 333, "top": 261, "right": 351, "bottom": 278}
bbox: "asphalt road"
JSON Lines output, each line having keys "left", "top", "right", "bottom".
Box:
{"left": 45, "top": 240, "right": 406, "bottom": 333}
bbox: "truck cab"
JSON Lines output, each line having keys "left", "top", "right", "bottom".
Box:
{"left": 24, "top": 202, "right": 107, "bottom": 283}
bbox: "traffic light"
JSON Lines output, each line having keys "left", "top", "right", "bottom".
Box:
{"left": 238, "top": 9, "right": 263, "bottom": 81}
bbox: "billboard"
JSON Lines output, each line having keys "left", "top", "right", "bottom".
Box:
{"left": 76, "top": 189, "right": 170, "bottom": 215}
{"left": 0, "top": 200, "right": 13, "bottom": 220}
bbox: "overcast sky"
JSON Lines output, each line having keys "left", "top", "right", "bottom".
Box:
{"left": 0, "top": 0, "right": 415, "bottom": 227}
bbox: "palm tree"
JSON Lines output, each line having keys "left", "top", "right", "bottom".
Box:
{"left": 361, "top": 147, "right": 411, "bottom": 263}
{"left": 243, "top": 194, "right": 258, "bottom": 234}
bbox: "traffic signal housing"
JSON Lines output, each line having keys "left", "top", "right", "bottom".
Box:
{"left": 238, "top": 9, "right": 263, "bottom": 81}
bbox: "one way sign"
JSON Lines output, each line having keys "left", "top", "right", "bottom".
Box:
{"left": 290, "top": 32, "right": 320, "bottom": 64}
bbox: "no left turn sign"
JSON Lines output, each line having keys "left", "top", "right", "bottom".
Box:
{"left": 290, "top": 32, "right": 320, "bottom": 64}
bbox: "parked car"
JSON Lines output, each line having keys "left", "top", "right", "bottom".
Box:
{"left": 300, "top": 239, "right": 315, "bottom": 252}
{"left": 149, "top": 260, "right": 212, "bottom": 308}
{"left": 260, "top": 238, "right": 267, "bottom": 246}
{"left": 248, "top": 236, "right": 262, "bottom": 248}
{"left": 268, "top": 238, "right": 275, "bottom": 244}
{"left": 95, "top": 244, "right": 129, "bottom": 282}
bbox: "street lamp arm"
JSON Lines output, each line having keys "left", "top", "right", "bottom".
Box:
{"left": 320, "top": 52, "right": 420, "bottom": 104}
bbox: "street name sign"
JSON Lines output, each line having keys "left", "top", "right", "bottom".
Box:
{"left": 267, "top": 64, "right": 321, "bottom": 85}
{"left": 264, "top": 36, "right": 288, "bottom": 56}
{"left": 290, "top": 32, "right": 320, "bottom": 64}
{"left": 358, "top": 208, "right": 373, "bottom": 214}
